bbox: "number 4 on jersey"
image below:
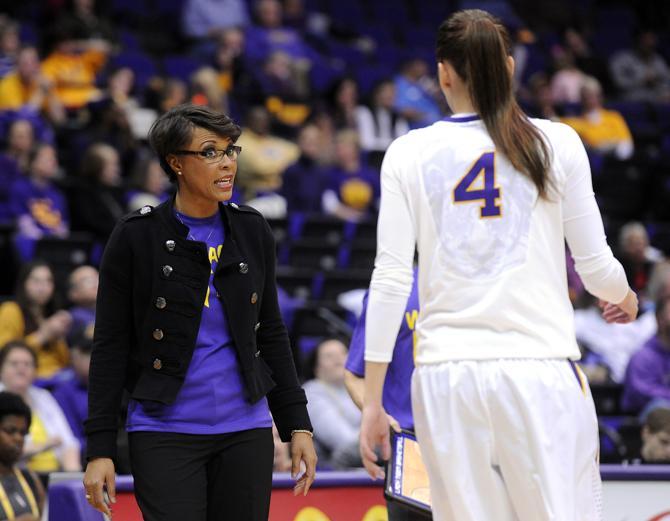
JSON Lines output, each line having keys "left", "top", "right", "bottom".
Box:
{"left": 452, "top": 152, "right": 502, "bottom": 218}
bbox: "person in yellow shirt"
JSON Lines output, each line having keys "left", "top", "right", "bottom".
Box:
{"left": 235, "top": 106, "right": 300, "bottom": 199}
{"left": 0, "top": 342, "right": 81, "bottom": 474}
{"left": 561, "top": 76, "right": 634, "bottom": 160}
{"left": 0, "top": 46, "right": 64, "bottom": 122}
{"left": 40, "top": 23, "right": 110, "bottom": 110}
{"left": 0, "top": 261, "right": 70, "bottom": 379}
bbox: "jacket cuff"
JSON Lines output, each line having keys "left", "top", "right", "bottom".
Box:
{"left": 86, "top": 430, "right": 118, "bottom": 462}
{"left": 274, "top": 403, "right": 313, "bottom": 443}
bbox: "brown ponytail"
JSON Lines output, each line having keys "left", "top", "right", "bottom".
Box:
{"left": 436, "top": 10, "right": 551, "bottom": 198}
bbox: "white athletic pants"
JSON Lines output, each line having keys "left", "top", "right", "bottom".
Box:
{"left": 412, "top": 359, "right": 602, "bottom": 521}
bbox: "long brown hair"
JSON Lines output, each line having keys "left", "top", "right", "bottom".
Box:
{"left": 436, "top": 10, "right": 551, "bottom": 198}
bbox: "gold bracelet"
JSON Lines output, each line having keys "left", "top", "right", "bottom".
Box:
{"left": 291, "top": 429, "right": 313, "bottom": 438}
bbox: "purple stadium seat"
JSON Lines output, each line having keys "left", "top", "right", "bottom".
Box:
{"left": 162, "top": 55, "right": 206, "bottom": 80}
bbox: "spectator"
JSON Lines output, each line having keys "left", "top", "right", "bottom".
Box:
{"left": 238, "top": 50, "right": 311, "bottom": 131}
{"left": 561, "top": 77, "right": 634, "bottom": 160}
{"left": 66, "top": 265, "right": 98, "bottom": 339}
{"left": 640, "top": 407, "right": 670, "bottom": 463}
{"left": 246, "top": 0, "right": 317, "bottom": 63}
{"left": 212, "top": 28, "right": 245, "bottom": 95}
{"left": 126, "top": 156, "right": 171, "bottom": 212}
{"left": 549, "top": 46, "right": 585, "bottom": 105}
{"left": 328, "top": 77, "right": 359, "bottom": 130}
{"left": 105, "top": 67, "right": 157, "bottom": 140}
{"left": 0, "top": 118, "right": 34, "bottom": 175}
{"left": 0, "top": 261, "right": 71, "bottom": 379}
{"left": 0, "top": 17, "right": 19, "bottom": 78}
{"left": 355, "top": 79, "right": 410, "bottom": 169}
{"left": 191, "top": 66, "right": 229, "bottom": 114}
{"left": 52, "top": 329, "right": 92, "bottom": 458}
{"left": 54, "top": 0, "right": 115, "bottom": 42}
{"left": 622, "top": 296, "right": 670, "bottom": 414}
{"left": 303, "top": 338, "right": 362, "bottom": 469}
{"left": 10, "top": 143, "right": 69, "bottom": 261}
{"left": 235, "top": 106, "right": 299, "bottom": 200}
{"left": 526, "top": 73, "right": 560, "bottom": 120}
{"left": 0, "top": 341, "right": 80, "bottom": 473}
{"left": 182, "top": 0, "right": 249, "bottom": 40}
{"left": 281, "top": 123, "right": 329, "bottom": 214}
{"left": 0, "top": 391, "right": 46, "bottom": 519}
{"left": 563, "top": 28, "right": 612, "bottom": 94}
{"left": 0, "top": 46, "right": 65, "bottom": 124}
{"left": 393, "top": 58, "right": 443, "bottom": 129}
{"left": 322, "top": 130, "right": 379, "bottom": 222}
{"left": 0, "top": 119, "right": 34, "bottom": 223}
{"left": 618, "top": 222, "right": 664, "bottom": 303}
{"left": 610, "top": 30, "right": 670, "bottom": 102}
{"left": 70, "top": 143, "right": 125, "bottom": 245}
{"left": 40, "top": 20, "right": 110, "bottom": 110}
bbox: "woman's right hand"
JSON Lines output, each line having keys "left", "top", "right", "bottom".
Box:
{"left": 83, "top": 458, "right": 116, "bottom": 518}
{"left": 600, "top": 288, "right": 638, "bottom": 324}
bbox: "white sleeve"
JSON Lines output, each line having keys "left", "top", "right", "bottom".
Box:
{"left": 558, "top": 124, "right": 629, "bottom": 304}
{"left": 365, "top": 140, "right": 416, "bottom": 362}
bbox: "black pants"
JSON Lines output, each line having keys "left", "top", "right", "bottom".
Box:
{"left": 129, "top": 428, "right": 273, "bottom": 521}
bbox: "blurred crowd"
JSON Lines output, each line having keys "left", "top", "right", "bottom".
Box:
{"left": 0, "top": 0, "right": 669, "bottom": 483}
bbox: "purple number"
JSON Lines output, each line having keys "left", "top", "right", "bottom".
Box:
{"left": 453, "top": 152, "right": 501, "bottom": 218}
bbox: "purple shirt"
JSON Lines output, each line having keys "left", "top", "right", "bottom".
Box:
{"left": 10, "top": 177, "right": 69, "bottom": 233}
{"left": 52, "top": 376, "right": 88, "bottom": 452}
{"left": 126, "top": 211, "right": 271, "bottom": 434}
{"left": 622, "top": 335, "right": 670, "bottom": 413}
{"left": 346, "top": 268, "right": 419, "bottom": 430}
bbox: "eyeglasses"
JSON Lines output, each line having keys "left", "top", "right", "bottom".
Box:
{"left": 175, "top": 145, "right": 242, "bottom": 163}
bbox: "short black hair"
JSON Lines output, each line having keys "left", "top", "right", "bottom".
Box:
{"left": 0, "top": 391, "right": 31, "bottom": 427}
{"left": 148, "top": 104, "right": 241, "bottom": 183}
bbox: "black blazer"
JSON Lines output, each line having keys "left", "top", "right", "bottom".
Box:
{"left": 85, "top": 198, "right": 311, "bottom": 461}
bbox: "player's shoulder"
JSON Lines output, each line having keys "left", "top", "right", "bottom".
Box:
{"left": 386, "top": 122, "right": 450, "bottom": 156}
{"left": 529, "top": 117, "right": 581, "bottom": 146}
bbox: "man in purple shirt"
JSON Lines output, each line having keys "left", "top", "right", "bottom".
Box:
{"left": 345, "top": 268, "right": 431, "bottom": 520}
{"left": 622, "top": 296, "right": 670, "bottom": 414}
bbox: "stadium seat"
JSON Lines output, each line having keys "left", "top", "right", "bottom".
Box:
{"left": 285, "top": 238, "right": 339, "bottom": 270}
{"left": 320, "top": 268, "right": 372, "bottom": 302}
{"left": 276, "top": 266, "right": 318, "bottom": 301}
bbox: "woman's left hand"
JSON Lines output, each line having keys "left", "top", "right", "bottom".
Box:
{"left": 290, "top": 432, "right": 317, "bottom": 496}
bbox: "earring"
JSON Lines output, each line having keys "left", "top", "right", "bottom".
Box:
{"left": 177, "top": 171, "right": 182, "bottom": 176}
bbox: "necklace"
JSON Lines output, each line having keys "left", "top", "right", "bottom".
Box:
{"left": 175, "top": 211, "right": 216, "bottom": 244}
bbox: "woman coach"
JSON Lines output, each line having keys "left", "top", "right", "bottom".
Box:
{"left": 83, "top": 104, "right": 316, "bottom": 521}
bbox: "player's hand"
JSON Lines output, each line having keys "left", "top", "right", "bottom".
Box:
{"left": 83, "top": 458, "right": 116, "bottom": 518}
{"left": 360, "top": 403, "right": 390, "bottom": 480}
{"left": 599, "top": 288, "right": 638, "bottom": 324}
{"left": 290, "top": 432, "right": 317, "bottom": 496}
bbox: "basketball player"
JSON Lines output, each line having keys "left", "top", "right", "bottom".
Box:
{"left": 359, "top": 9, "right": 638, "bottom": 521}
